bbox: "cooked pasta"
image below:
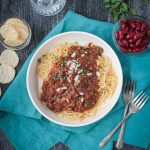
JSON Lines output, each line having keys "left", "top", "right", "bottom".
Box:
{"left": 37, "top": 42, "right": 117, "bottom": 121}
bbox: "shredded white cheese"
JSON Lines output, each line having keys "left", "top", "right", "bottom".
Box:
{"left": 70, "top": 66, "right": 75, "bottom": 70}
{"left": 79, "top": 92, "right": 84, "bottom": 95}
{"left": 70, "top": 62, "right": 76, "bottom": 68}
{"left": 74, "top": 75, "right": 80, "bottom": 82}
{"left": 96, "top": 71, "right": 100, "bottom": 76}
{"left": 65, "top": 98, "right": 69, "bottom": 103}
{"left": 75, "top": 65, "right": 78, "bottom": 71}
{"left": 67, "top": 60, "right": 72, "bottom": 66}
{"left": 78, "top": 69, "right": 83, "bottom": 74}
{"left": 69, "top": 61, "right": 77, "bottom": 71}
{"left": 81, "top": 54, "right": 85, "bottom": 57}
{"left": 71, "top": 52, "right": 76, "bottom": 58}
{"left": 68, "top": 70, "right": 73, "bottom": 74}
{"left": 72, "top": 59, "right": 78, "bottom": 63}
{"left": 62, "top": 87, "right": 67, "bottom": 90}
{"left": 67, "top": 76, "right": 71, "bottom": 83}
{"left": 56, "top": 88, "right": 61, "bottom": 92}
{"left": 56, "top": 87, "right": 67, "bottom": 92}
{"left": 87, "top": 72, "right": 92, "bottom": 76}
{"left": 77, "top": 63, "right": 81, "bottom": 67}
{"left": 81, "top": 97, "right": 84, "bottom": 102}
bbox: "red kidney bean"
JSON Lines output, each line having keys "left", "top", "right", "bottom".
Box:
{"left": 122, "top": 39, "right": 129, "bottom": 47}
{"left": 142, "top": 26, "right": 148, "bottom": 36}
{"left": 142, "top": 38, "right": 148, "bottom": 45}
{"left": 141, "top": 23, "right": 147, "bottom": 32}
{"left": 120, "top": 46, "right": 128, "bottom": 53}
{"left": 136, "top": 21, "right": 141, "bottom": 30}
{"left": 143, "top": 35, "right": 148, "bottom": 39}
{"left": 128, "top": 48, "right": 133, "bottom": 52}
{"left": 135, "top": 30, "right": 140, "bottom": 34}
{"left": 133, "top": 47, "right": 141, "bottom": 52}
{"left": 126, "top": 32, "right": 134, "bottom": 40}
{"left": 140, "top": 44, "right": 147, "bottom": 50}
{"left": 128, "top": 19, "right": 135, "bottom": 24}
{"left": 117, "top": 41, "right": 124, "bottom": 47}
{"left": 119, "top": 31, "right": 124, "bottom": 40}
{"left": 122, "top": 19, "right": 127, "bottom": 24}
{"left": 130, "top": 22, "right": 136, "bottom": 29}
{"left": 115, "top": 32, "right": 119, "bottom": 40}
{"left": 147, "top": 28, "right": 150, "bottom": 37}
{"left": 134, "top": 33, "right": 143, "bottom": 40}
{"left": 120, "top": 34, "right": 124, "bottom": 41}
{"left": 133, "top": 45, "right": 147, "bottom": 52}
{"left": 135, "top": 38, "right": 142, "bottom": 47}
{"left": 122, "top": 26, "right": 129, "bottom": 34}
{"left": 119, "top": 30, "right": 123, "bottom": 35}
{"left": 129, "top": 27, "right": 134, "bottom": 32}
{"left": 140, "top": 45, "right": 148, "bottom": 51}
{"left": 128, "top": 39, "right": 135, "bottom": 44}
{"left": 121, "top": 23, "right": 126, "bottom": 30}
{"left": 130, "top": 44, "right": 136, "bottom": 48}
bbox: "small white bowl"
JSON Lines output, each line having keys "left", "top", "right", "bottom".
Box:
{"left": 27, "top": 31, "right": 123, "bottom": 127}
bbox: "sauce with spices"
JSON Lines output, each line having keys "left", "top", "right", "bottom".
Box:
{"left": 41, "top": 43, "right": 103, "bottom": 112}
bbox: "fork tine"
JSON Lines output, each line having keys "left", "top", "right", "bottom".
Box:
{"left": 138, "top": 96, "right": 149, "bottom": 110}
{"left": 132, "top": 91, "right": 144, "bottom": 103}
{"left": 126, "top": 79, "right": 131, "bottom": 94}
{"left": 130, "top": 80, "right": 134, "bottom": 95}
{"left": 123, "top": 79, "right": 128, "bottom": 95}
{"left": 136, "top": 95, "right": 148, "bottom": 107}
{"left": 131, "top": 80, "right": 136, "bottom": 97}
{"left": 128, "top": 79, "right": 132, "bottom": 94}
{"left": 134, "top": 92, "right": 146, "bottom": 105}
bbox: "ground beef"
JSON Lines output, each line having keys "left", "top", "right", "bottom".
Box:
{"left": 41, "top": 43, "right": 103, "bottom": 112}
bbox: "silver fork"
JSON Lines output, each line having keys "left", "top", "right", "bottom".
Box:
{"left": 99, "top": 91, "right": 149, "bottom": 148}
{"left": 116, "top": 79, "right": 136, "bottom": 149}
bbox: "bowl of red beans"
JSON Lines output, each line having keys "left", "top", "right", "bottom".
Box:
{"left": 112, "top": 16, "right": 150, "bottom": 54}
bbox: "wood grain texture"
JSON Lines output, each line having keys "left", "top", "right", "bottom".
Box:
{"left": 0, "top": 129, "right": 15, "bottom": 150}
{"left": 0, "top": 0, "right": 150, "bottom": 150}
{"left": 49, "top": 142, "right": 70, "bottom": 150}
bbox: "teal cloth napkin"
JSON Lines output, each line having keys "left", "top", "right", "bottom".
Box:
{"left": 0, "top": 11, "right": 150, "bottom": 150}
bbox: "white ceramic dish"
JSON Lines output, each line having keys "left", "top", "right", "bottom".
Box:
{"left": 27, "top": 31, "right": 123, "bottom": 127}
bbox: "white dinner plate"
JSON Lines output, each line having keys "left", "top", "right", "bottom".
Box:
{"left": 27, "top": 31, "right": 123, "bottom": 127}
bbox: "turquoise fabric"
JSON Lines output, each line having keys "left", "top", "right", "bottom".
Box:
{"left": 0, "top": 11, "right": 150, "bottom": 150}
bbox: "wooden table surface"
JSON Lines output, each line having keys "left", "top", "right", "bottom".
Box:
{"left": 0, "top": 0, "right": 150, "bottom": 149}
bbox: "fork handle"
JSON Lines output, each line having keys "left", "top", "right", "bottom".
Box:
{"left": 116, "top": 103, "right": 129, "bottom": 149}
{"left": 99, "top": 112, "right": 131, "bottom": 148}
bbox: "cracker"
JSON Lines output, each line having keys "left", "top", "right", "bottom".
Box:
{"left": 0, "top": 50, "right": 19, "bottom": 68}
{"left": 17, "top": 28, "right": 28, "bottom": 42}
{"left": 0, "top": 24, "right": 18, "bottom": 40}
{"left": 4, "top": 39, "right": 23, "bottom": 47}
{"left": 6, "top": 18, "right": 28, "bottom": 36}
{"left": 0, "top": 64, "right": 15, "bottom": 84}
